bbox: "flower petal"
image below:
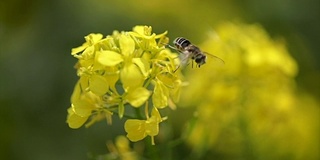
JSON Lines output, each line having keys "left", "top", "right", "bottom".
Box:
{"left": 85, "top": 33, "right": 103, "bottom": 45}
{"left": 126, "top": 87, "right": 151, "bottom": 107}
{"left": 152, "top": 81, "right": 168, "bottom": 108}
{"left": 71, "top": 43, "right": 88, "bottom": 56}
{"left": 72, "top": 92, "right": 97, "bottom": 117}
{"left": 133, "top": 58, "right": 149, "bottom": 77}
{"left": 145, "top": 120, "right": 159, "bottom": 136}
{"left": 157, "top": 72, "right": 176, "bottom": 88}
{"left": 89, "top": 75, "right": 109, "bottom": 96}
{"left": 145, "top": 107, "right": 161, "bottom": 136}
{"left": 170, "top": 79, "right": 182, "bottom": 103}
{"left": 151, "top": 107, "right": 162, "bottom": 123}
{"left": 131, "top": 26, "right": 153, "bottom": 37}
{"left": 81, "top": 46, "right": 95, "bottom": 60}
{"left": 96, "top": 50, "right": 123, "bottom": 66}
{"left": 124, "top": 119, "right": 146, "bottom": 142}
{"left": 71, "top": 80, "right": 82, "bottom": 103}
{"left": 104, "top": 67, "right": 120, "bottom": 92}
{"left": 120, "top": 63, "right": 144, "bottom": 91}
{"left": 67, "top": 106, "right": 89, "bottom": 129}
{"left": 72, "top": 102, "right": 93, "bottom": 117}
{"left": 119, "top": 34, "right": 135, "bottom": 57}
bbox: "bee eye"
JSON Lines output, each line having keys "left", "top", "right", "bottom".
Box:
{"left": 195, "top": 58, "right": 202, "bottom": 63}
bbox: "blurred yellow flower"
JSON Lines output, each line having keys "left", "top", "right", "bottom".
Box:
{"left": 106, "top": 136, "right": 138, "bottom": 160}
{"left": 179, "top": 22, "right": 319, "bottom": 159}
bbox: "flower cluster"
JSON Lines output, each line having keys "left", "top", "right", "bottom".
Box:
{"left": 66, "top": 26, "right": 182, "bottom": 144}
{"left": 179, "top": 22, "right": 318, "bottom": 159}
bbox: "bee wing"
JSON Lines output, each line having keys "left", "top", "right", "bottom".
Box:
{"left": 204, "top": 52, "right": 225, "bottom": 65}
{"left": 179, "top": 50, "right": 192, "bottom": 67}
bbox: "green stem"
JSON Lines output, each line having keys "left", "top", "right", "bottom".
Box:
{"left": 145, "top": 136, "right": 160, "bottom": 160}
{"left": 143, "top": 77, "right": 153, "bottom": 88}
{"left": 167, "top": 137, "right": 184, "bottom": 148}
{"left": 112, "top": 111, "right": 136, "bottom": 119}
{"left": 134, "top": 107, "right": 143, "bottom": 119}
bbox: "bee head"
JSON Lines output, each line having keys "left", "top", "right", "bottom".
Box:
{"left": 195, "top": 54, "right": 206, "bottom": 67}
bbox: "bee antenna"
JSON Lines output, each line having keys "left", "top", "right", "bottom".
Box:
{"left": 161, "top": 43, "right": 177, "bottom": 50}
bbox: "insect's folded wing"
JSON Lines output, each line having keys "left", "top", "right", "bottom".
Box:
{"left": 179, "top": 51, "right": 190, "bottom": 67}
{"left": 204, "top": 52, "right": 225, "bottom": 66}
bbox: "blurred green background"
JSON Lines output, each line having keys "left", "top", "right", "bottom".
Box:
{"left": 0, "top": 0, "right": 319, "bottom": 159}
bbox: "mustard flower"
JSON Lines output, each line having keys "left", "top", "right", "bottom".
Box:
{"left": 66, "top": 81, "right": 113, "bottom": 129}
{"left": 71, "top": 33, "right": 103, "bottom": 59}
{"left": 124, "top": 105, "right": 163, "bottom": 145}
{"left": 106, "top": 136, "right": 138, "bottom": 160}
{"left": 66, "top": 26, "right": 183, "bottom": 145}
{"left": 179, "top": 22, "right": 318, "bottom": 159}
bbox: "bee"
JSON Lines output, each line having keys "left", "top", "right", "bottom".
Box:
{"left": 168, "top": 37, "right": 224, "bottom": 70}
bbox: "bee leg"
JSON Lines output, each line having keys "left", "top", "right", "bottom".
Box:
{"left": 173, "top": 65, "right": 180, "bottom": 73}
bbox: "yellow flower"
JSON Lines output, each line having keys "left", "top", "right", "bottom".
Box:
{"left": 96, "top": 34, "right": 149, "bottom": 91}
{"left": 106, "top": 136, "right": 138, "bottom": 160}
{"left": 153, "top": 70, "right": 182, "bottom": 109}
{"left": 130, "top": 26, "right": 167, "bottom": 49}
{"left": 71, "top": 33, "right": 103, "bottom": 59}
{"left": 67, "top": 25, "right": 183, "bottom": 132}
{"left": 66, "top": 81, "right": 113, "bottom": 128}
{"left": 120, "top": 61, "right": 146, "bottom": 91}
{"left": 179, "top": 22, "right": 318, "bottom": 159}
{"left": 125, "top": 87, "right": 151, "bottom": 107}
{"left": 152, "top": 80, "right": 169, "bottom": 108}
{"left": 66, "top": 106, "right": 88, "bottom": 129}
{"left": 124, "top": 106, "right": 163, "bottom": 145}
